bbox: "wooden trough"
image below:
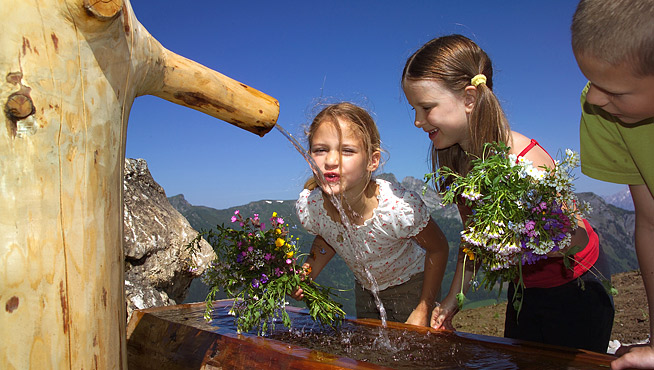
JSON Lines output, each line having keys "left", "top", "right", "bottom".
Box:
{"left": 126, "top": 300, "right": 616, "bottom": 369}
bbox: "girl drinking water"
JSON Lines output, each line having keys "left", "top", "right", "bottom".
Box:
{"left": 401, "top": 35, "right": 614, "bottom": 351}
{"left": 292, "top": 102, "right": 449, "bottom": 326}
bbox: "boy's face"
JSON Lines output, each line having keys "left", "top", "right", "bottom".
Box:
{"left": 575, "top": 52, "right": 654, "bottom": 124}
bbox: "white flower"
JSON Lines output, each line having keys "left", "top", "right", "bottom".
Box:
{"left": 508, "top": 154, "right": 518, "bottom": 166}
{"left": 527, "top": 167, "right": 546, "bottom": 181}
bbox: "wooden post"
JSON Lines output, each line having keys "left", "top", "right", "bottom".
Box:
{"left": 0, "top": 0, "right": 279, "bottom": 369}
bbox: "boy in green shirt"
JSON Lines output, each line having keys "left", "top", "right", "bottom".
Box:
{"left": 572, "top": 0, "right": 654, "bottom": 368}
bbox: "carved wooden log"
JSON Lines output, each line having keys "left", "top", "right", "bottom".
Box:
{"left": 0, "top": 0, "right": 279, "bottom": 369}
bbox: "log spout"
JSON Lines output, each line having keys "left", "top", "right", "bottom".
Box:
{"left": 151, "top": 48, "right": 279, "bottom": 137}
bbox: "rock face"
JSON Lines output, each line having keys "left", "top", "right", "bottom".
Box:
{"left": 577, "top": 192, "right": 637, "bottom": 274}
{"left": 123, "top": 158, "right": 215, "bottom": 321}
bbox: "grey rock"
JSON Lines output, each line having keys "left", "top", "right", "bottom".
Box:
{"left": 123, "top": 158, "right": 215, "bottom": 321}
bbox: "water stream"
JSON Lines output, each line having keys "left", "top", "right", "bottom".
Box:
{"left": 274, "top": 123, "right": 388, "bottom": 327}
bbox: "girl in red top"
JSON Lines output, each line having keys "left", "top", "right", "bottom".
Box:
{"left": 401, "top": 34, "right": 614, "bottom": 353}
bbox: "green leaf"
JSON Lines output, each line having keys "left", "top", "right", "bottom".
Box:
{"left": 602, "top": 280, "right": 619, "bottom": 296}
{"left": 564, "top": 244, "right": 584, "bottom": 257}
{"left": 455, "top": 293, "right": 466, "bottom": 310}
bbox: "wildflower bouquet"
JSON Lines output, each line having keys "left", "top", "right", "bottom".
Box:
{"left": 189, "top": 211, "right": 345, "bottom": 335}
{"left": 425, "top": 142, "right": 599, "bottom": 310}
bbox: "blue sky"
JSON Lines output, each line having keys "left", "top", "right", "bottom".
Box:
{"left": 126, "top": 1, "right": 625, "bottom": 210}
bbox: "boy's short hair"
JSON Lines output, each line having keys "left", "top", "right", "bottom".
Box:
{"left": 571, "top": 0, "right": 654, "bottom": 76}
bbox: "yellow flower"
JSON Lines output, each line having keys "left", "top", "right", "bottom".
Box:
{"left": 286, "top": 251, "right": 294, "bottom": 258}
{"left": 272, "top": 212, "right": 277, "bottom": 217}
{"left": 275, "top": 238, "right": 285, "bottom": 248}
{"left": 275, "top": 228, "right": 282, "bottom": 235}
{"left": 463, "top": 247, "right": 475, "bottom": 261}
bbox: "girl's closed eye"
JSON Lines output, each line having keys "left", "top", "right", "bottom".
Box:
{"left": 342, "top": 146, "right": 358, "bottom": 155}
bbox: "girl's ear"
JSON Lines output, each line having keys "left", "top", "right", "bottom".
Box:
{"left": 463, "top": 86, "right": 478, "bottom": 114}
{"left": 367, "top": 151, "right": 381, "bottom": 172}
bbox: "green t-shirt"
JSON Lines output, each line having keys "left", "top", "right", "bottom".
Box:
{"left": 579, "top": 83, "right": 654, "bottom": 195}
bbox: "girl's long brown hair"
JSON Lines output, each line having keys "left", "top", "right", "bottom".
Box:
{"left": 402, "top": 35, "right": 511, "bottom": 184}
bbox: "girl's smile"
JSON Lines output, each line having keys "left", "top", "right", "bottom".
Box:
{"left": 428, "top": 128, "right": 439, "bottom": 141}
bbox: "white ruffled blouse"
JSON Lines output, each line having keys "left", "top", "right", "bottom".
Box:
{"left": 295, "top": 179, "right": 430, "bottom": 291}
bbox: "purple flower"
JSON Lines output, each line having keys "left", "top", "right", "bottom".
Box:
{"left": 264, "top": 253, "right": 272, "bottom": 261}
{"left": 247, "top": 246, "right": 254, "bottom": 252}
{"left": 274, "top": 267, "right": 282, "bottom": 276}
{"left": 260, "top": 274, "right": 269, "bottom": 284}
{"left": 252, "top": 279, "right": 260, "bottom": 288}
{"left": 231, "top": 216, "right": 237, "bottom": 223}
{"left": 522, "top": 251, "right": 547, "bottom": 265}
{"left": 234, "top": 210, "right": 240, "bottom": 215}
{"left": 253, "top": 213, "right": 259, "bottom": 221}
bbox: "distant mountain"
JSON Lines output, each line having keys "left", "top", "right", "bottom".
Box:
{"left": 602, "top": 186, "right": 634, "bottom": 211}
{"left": 577, "top": 192, "right": 637, "bottom": 274}
{"left": 171, "top": 175, "right": 638, "bottom": 314}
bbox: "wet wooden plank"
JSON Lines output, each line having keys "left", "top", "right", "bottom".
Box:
{"left": 126, "top": 301, "right": 392, "bottom": 370}
{"left": 127, "top": 301, "right": 615, "bottom": 369}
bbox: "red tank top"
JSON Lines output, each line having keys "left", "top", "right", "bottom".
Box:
{"left": 516, "top": 139, "right": 599, "bottom": 288}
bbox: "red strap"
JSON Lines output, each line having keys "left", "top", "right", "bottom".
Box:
{"left": 516, "top": 139, "right": 555, "bottom": 164}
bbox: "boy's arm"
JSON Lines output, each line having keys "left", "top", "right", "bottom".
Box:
{"left": 407, "top": 218, "right": 449, "bottom": 327}
{"left": 611, "top": 185, "right": 654, "bottom": 370}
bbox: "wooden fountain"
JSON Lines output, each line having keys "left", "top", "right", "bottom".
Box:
{"left": 0, "top": 1, "right": 278, "bottom": 368}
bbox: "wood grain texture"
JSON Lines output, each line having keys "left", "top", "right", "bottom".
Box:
{"left": 0, "top": 1, "right": 278, "bottom": 368}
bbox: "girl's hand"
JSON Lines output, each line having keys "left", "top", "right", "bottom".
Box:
{"left": 289, "top": 263, "right": 312, "bottom": 301}
{"left": 431, "top": 299, "right": 459, "bottom": 330}
{"left": 289, "top": 286, "right": 304, "bottom": 300}
{"left": 405, "top": 302, "right": 431, "bottom": 327}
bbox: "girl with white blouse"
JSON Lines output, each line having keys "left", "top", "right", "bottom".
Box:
{"left": 292, "top": 102, "right": 449, "bottom": 326}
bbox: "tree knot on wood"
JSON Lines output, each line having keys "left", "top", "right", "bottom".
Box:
{"left": 83, "top": 0, "right": 123, "bottom": 20}
{"left": 5, "top": 77, "right": 36, "bottom": 137}
{"left": 5, "top": 92, "right": 35, "bottom": 120}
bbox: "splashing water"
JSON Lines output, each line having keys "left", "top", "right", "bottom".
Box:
{"left": 274, "top": 123, "right": 389, "bottom": 327}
